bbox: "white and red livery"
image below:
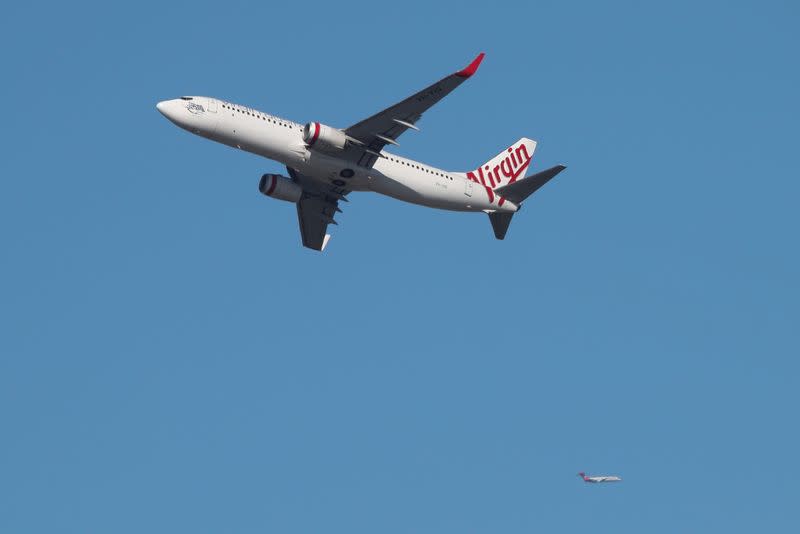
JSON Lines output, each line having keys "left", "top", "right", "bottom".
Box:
{"left": 156, "top": 53, "right": 565, "bottom": 251}
{"left": 579, "top": 472, "right": 623, "bottom": 483}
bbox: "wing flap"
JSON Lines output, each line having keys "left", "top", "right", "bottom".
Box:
{"left": 290, "top": 168, "right": 348, "bottom": 251}
{"left": 296, "top": 195, "right": 336, "bottom": 251}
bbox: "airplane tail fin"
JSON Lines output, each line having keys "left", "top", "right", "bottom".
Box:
{"left": 461, "top": 138, "right": 534, "bottom": 241}
{"left": 460, "top": 138, "right": 565, "bottom": 241}
{"left": 464, "top": 138, "right": 537, "bottom": 190}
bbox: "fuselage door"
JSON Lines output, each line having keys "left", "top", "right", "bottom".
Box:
{"left": 207, "top": 98, "right": 217, "bottom": 113}
{"left": 464, "top": 178, "right": 473, "bottom": 197}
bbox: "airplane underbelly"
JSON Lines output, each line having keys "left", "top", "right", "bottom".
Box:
{"left": 295, "top": 152, "right": 372, "bottom": 191}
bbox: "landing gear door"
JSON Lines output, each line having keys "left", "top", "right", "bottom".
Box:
{"left": 464, "top": 179, "right": 473, "bottom": 197}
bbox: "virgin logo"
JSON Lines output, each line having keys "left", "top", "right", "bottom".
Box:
{"left": 466, "top": 144, "right": 532, "bottom": 204}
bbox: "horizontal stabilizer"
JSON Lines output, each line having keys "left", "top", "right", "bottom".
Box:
{"left": 488, "top": 212, "right": 514, "bottom": 240}
{"left": 494, "top": 164, "right": 566, "bottom": 205}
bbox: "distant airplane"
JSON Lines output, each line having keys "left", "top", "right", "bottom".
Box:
{"left": 579, "top": 472, "right": 622, "bottom": 483}
{"left": 156, "top": 53, "right": 566, "bottom": 251}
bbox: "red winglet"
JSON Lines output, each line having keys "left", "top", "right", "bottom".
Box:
{"left": 456, "top": 52, "right": 485, "bottom": 78}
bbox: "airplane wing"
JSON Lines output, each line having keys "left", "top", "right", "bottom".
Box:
{"left": 288, "top": 168, "right": 348, "bottom": 251}
{"left": 340, "top": 53, "right": 485, "bottom": 168}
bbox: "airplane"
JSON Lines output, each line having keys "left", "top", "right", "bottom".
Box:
{"left": 578, "top": 472, "right": 623, "bottom": 483}
{"left": 156, "top": 53, "right": 566, "bottom": 251}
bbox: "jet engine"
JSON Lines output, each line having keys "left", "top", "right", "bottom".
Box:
{"left": 259, "top": 174, "right": 302, "bottom": 203}
{"left": 303, "top": 122, "right": 347, "bottom": 151}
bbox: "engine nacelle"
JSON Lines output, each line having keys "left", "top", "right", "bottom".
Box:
{"left": 259, "top": 174, "right": 302, "bottom": 203}
{"left": 303, "top": 122, "right": 347, "bottom": 151}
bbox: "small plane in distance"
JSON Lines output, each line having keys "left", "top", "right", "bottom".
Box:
{"left": 156, "top": 53, "right": 566, "bottom": 251}
{"left": 579, "top": 472, "right": 622, "bottom": 483}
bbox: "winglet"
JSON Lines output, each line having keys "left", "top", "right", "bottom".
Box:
{"left": 456, "top": 52, "right": 485, "bottom": 78}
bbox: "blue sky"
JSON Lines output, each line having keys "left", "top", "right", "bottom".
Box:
{"left": 1, "top": 1, "right": 798, "bottom": 532}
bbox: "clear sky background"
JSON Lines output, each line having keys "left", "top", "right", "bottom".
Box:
{"left": 1, "top": 1, "right": 798, "bottom": 532}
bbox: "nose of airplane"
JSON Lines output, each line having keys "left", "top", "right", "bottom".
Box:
{"left": 156, "top": 100, "right": 180, "bottom": 124}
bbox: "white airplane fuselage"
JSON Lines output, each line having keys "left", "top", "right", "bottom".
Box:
{"left": 156, "top": 96, "right": 518, "bottom": 214}
{"left": 580, "top": 474, "right": 622, "bottom": 483}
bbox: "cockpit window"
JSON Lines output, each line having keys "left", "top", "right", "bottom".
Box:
{"left": 180, "top": 96, "right": 193, "bottom": 101}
